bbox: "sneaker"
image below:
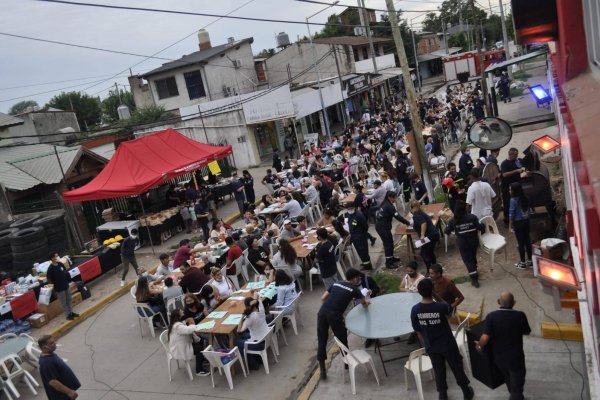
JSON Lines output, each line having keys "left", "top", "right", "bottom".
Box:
{"left": 385, "top": 264, "right": 399, "bottom": 270}
{"left": 514, "top": 262, "right": 527, "bottom": 270}
{"left": 471, "top": 279, "right": 480, "bottom": 288}
{"left": 66, "top": 314, "right": 75, "bottom": 320}
{"left": 195, "top": 369, "right": 210, "bottom": 377}
{"left": 462, "top": 386, "right": 475, "bottom": 400}
{"left": 120, "top": 280, "right": 125, "bottom": 287}
{"left": 71, "top": 312, "right": 80, "bottom": 318}
{"left": 526, "top": 260, "right": 533, "bottom": 268}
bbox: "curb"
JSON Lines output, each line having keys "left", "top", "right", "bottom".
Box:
{"left": 297, "top": 345, "right": 340, "bottom": 400}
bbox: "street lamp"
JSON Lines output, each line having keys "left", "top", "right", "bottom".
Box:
{"left": 306, "top": 1, "right": 338, "bottom": 142}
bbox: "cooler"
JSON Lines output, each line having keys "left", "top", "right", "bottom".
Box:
{"left": 466, "top": 322, "right": 505, "bottom": 389}
{"left": 96, "top": 221, "right": 141, "bottom": 250}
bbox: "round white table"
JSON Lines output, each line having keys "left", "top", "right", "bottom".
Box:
{"left": 345, "top": 292, "right": 421, "bottom": 375}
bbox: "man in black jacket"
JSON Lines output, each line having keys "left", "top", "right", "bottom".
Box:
{"left": 375, "top": 191, "right": 410, "bottom": 269}
{"left": 120, "top": 228, "right": 139, "bottom": 287}
{"left": 346, "top": 204, "right": 372, "bottom": 270}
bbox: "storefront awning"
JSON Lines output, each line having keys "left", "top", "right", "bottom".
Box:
{"left": 62, "top": 128, "right": 232, "bottom": 202}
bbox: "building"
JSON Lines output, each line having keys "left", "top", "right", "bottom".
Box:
{"left": 4, "top": 108, "right": 80, "bottom": 145}
{"left": 512, "top": 0, "right": 600, "bottom": 396}
{"left": 417, "top": 32, "right": 441, "bottom": 55}
{"left": 338, "top": 7, "right": 377, "bottom": 36}
{"left": 129, "top": 31, "right": 259, "bottom": 112}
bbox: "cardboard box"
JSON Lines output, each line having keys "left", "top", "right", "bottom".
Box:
{"left": 37, "top": 300, "right": 63, "bottom": 320}
{"left": 28, "top": 313, "right": 48, "bottom": 328}
{"left": 71, "top": 292, "right": 82, "bottom": 307}
{"left": 533, "top": 241, "right": 564, "bottom": 261}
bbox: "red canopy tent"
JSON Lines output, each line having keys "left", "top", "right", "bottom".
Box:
{"left": 63, "top": 128, "right": 233, "bottom": 202}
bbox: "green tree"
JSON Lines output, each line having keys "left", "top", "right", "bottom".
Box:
{"left": 101, "top": 90, "right": 135, "bottom": 123}
{"left": 372, "top": 12, "right": 416, "bottom": 67}
{"left": 256, "top": 48, "right": 276, "bottom": 58}
{"left": 46, "top": 91, "right": 101, "bottom": 130}
{"left": 129, "top": 105, "right": 174, "bottom": 126}
{"left": 448, "top": 32, "right": 468, "bottom": 49}
{"left": 314, "top": 14, "right": 345, "bottom": 38}
{"left": 8, "top": 100, "right": 38, "bottom": 115}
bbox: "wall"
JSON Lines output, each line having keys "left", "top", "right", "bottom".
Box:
{"left": 417, "top": 34, "right": 441, "bottom": 55}
{"left": 128, "top": 76, "right": 154, "bottom": 108}
{"left": 354, "top": 54, "right": 396, "bottom": 73}
{"left": 146, "top": 41, "right": 258, "bottom": 112}
{"left": 265, "top": 43, "right": 353, "bottom": 88}
{"left": 5, "top": 112, "right": 80, "bottom": 145}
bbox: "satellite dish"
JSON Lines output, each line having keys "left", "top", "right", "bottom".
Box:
{"left": 467, "top": 117, "right": 512, "bottom": 150}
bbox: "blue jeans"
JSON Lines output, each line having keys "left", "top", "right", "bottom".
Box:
{"left": 236, "top": 331, "right": 265, "bottom": 368}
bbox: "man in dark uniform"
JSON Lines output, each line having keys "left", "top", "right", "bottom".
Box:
{"left": 317, "top": 268, "right": 369, "bottom": 380}
{"left": 443, "top": 162, "right": 466, "bottom": 212}
{"left": 346, "top": 204, "right": 372, "bottom": 270}
{"left": 475, "top": 292, "right": 531, "bottom": 400}
{"left": 375, "top": 191, "right": 410, "bottom": 269}
{"left": 500, "top": 148, "right": 525, "bottom": 228}
{"left": 412, "top": 279, "right": 474, "bottom": 400}
{"left": 458, "top": 147, "right": 474, "bottom": 178}
{"left": 272, "top": 148, "right": 283, "bottom": 173}
{"left": 395, "top": 151, "right": 412, "bottom": 203}
{"left": 411, "top": 173, "right": 429, "bottom": 204}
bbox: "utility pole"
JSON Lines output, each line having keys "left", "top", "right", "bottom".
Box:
{"left": 441, "top": 17, "right": 449, "bottom": 55}
{"left": 306, "top": 14, "right": 331, "bottom": 141}
{"left": 358, "top": 0, "right": 387, "bottom": 112}
{"left": 384, "top": 0, "right": 433, "bottom": 199}
{"left": 411, "top": 27, "right": 422, "bottom": 90}
{"left": 330, "top": 44, "right": 347, "bottom": 128}
{"left": 474, "top": 5, "right": 491, "bottom": 117}
{"left": 498, "top": 0, "right": 512, "bottom": 78}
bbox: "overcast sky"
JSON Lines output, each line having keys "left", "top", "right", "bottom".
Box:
{"left": 0, "top": 0, "right": 448, "bottom": 113}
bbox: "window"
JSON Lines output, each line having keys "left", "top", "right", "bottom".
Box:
{"left": 155, "top": 77, "right": 179, "bottom": 99}
{"left": 362, "top": 47, "right": 368, "bottom": 60}
{"left": 184, "top": 70, "right": 207, "bottom": 100}
{"left": 583, "top": 0, "right": 600, "bottom": 71}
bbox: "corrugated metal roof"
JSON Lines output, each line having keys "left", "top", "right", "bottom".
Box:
{"left": 312, "top": 36, "right": 393, "bottom": 46}
{"left": 0, "top": 144, "right": 80, "bottom": 191}
{"left": 0, "top": 112, "right": 24, "bottom": 129}
{"left": 484, "top": 50, "right": 547, "bottom": 73}
{"left": 142, "top": 38, "right": 253, "bottom": 78}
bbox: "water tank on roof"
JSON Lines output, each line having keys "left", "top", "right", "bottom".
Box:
{"left": 117, "top": 105, "right": 131, "bottom": 120}
{"left": 276, "top": 32, "right": 290, "bottom": 48}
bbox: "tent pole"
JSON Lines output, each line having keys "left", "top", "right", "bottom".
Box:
{"left": 137, "top": 196, "right": 155, "bottom": 255}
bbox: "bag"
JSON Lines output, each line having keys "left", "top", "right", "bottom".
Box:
{"left": 217, "top": 348, "right": 232, "bottom": 364}
{"left": 76, "top": 281, "right": 91, "bottom": 300}
{"left": 38, "top": 286, "right": 53, "bottom": 306}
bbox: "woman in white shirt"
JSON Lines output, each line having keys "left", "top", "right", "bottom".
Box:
{"left": 168, "top": 309, "right": 210, "bottom": 376}
{"left": 236, "top": 296, "right": 270, "bottom": 370}
{"left": 264, "top": 216, "right": 280, "bottom": 237}
{"left": 209, "top": 267, "right": 235, "bottom": 300}
{"left": 209, "top": 220, "right": 227, "bottom": 243}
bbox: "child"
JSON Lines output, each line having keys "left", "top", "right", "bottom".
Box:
{"left": 188, "top": 202, "right": 197, "bottom": 232}
{"left": 180, "top": 203, "right": 192, "bottom": 233}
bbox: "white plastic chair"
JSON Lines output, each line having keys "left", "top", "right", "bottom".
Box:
{"left": 308, "top": 267, "right": 321, "bottom": 291}
{"left": 133, "top": 303, "right": 167, "bottom": 338}
{"left": 453, "top": 313, "right": 471, "bottom": 375}
{"left": 231, "top": 256, "right": 245, "bottom": 289}
{"left": 159, "top": 330, "right": 194, "bottom": 381}
{"left": 440, "top": 219, "right": 449, "bottom": 253}
{"left": 166, "top": 294, "right": 186, "bottom": 317}
{"left": 404, "top": 348, "right": 434, "bottom": 400}
{"left": 24, "top": 342, "right": 41, "bottom": 368}
{"left": 270, "top": 291, "right": 302, "bottom": 336}
{"left": 202, "top": 345, "right": 247, "bottom": 390}
{"left": 333, "top": 336, "right": 380, "bottom": 395}
{"left": 478, "top": 216, "right": 507, "bottom": 271}
{"left": 267, "top": 311, "right": 286, "bottom": 355}
{"left": 240, "top": 249, "right": 251, "bottom": 282}
{"left": 130, "top": 286, "right": 137, "bottom": 301}
{"left": 243, "top": 326, "right": 278, "bottom": 374}
{"left": 0, "top": 354, "right": 39, "bottom": 397}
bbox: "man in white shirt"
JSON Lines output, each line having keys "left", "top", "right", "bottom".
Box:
{"left": 368, "top": 180, "right": 386, "bottom": 208}
{"left": 466, "top": 168, "right": 496, "bottom": 219}
{"left": 380, "top": 172, "right": 395, "bottom": 192}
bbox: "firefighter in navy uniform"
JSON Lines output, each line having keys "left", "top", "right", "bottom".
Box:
{"left": 346, "top": 204, "right": 372, "bottom": 270}
{"left": 444, "top": 200, "right": 485, "bottom": 287}
{"left": 375, "top": 191, "right": 410, "bottom": 269}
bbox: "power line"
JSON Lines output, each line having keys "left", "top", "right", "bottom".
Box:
{"left": 295, "top": 0, "right": 441, "bottom": 12}
{"left": 0, "top": 73, "right": 132, "bottom": 91}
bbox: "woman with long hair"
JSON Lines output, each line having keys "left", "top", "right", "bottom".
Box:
{"left": 182, "top": 293, "right": 207, "bottom": 324}
{"left": 209, "top": 267, "right": 235, "bottom": 300}
{"left": 168, "top": 309, "right": 210, "bottom": 376}
{"left": 444, "top": 200, "right": 484, "bottom": 287}
{"left": 209, "top": 220, "right": 226, "bottom": 242}
{"left": 135, "top": 276, "right": 166, "bottom": 326}
{"left": 236, "top": 295, "right": 269, "bottom": 370}
{"left": 272, "top": 270, "right": 298, "bottom": 316}
{"left": 509, "top": 182, "right": 533, "bottom": 269}
{"left": 271, "top": 239, "right": 302, "bottom": 278}
{"left": 331, "top": 219, "right": 349, "bottom": 242}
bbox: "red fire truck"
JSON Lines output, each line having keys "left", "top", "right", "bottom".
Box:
{"left": 442, "top": 49, "right": 507, "bottom": 81}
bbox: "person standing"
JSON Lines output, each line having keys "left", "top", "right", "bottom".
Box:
{"left": 317, "top": 268, "right": 369, "bottom": 380}
{"left": 411, "top": 279, "right": 474, "bottom": 400}
{"left": 466, "top": 168, "right": 495, "bottom": 220}
{"left": 430, "top": 264, "right": 465, "bottom": 314}
{"left": 482, "top": 148, "right": 502, "bottom": 219}
{"left": 272, "top": 148, "right": 283, "bottom": 173}
{"left": 46, "top": 253, "right": 79, "bottom": 321}
{"left": 444, "top": 200, "right": 484, "bottom": 287}
{"left": 458, "top": 147, "right": 474, "bottom": 178}
{"left": 315, "top": 228, "right": 339, "bottom": 289}
{"left": 120, "top": 228, "right": 139, "bottom": 287}
{"left": 443, "top": 162, "right": 466, "bottom": 212}
{"left": 375, "top": 191, "right": 410, "bottom": 269}
{"left": 242, "top": 170, "right": 256, "bottom": 205}
{"left": 500, "top": 148, "right": 525, "bottom": 228}
{"left": 410, "top": 200, "right": 440, "bottom": 274}
{"left": 475, "top": 292, "right": 531, "bottom": 400}
{"left": 509, "top": 182, "right": 533, "bottom": 269}
{"left": 38, "top": 335, "right": 81, "bottom": 400}
{"left": 231, "top": 172, "right": 246, "bottom": 215}
{"left": 346, "top": 204, "right": 372, "bottom": 270}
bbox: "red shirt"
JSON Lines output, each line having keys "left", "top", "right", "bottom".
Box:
{"left": 173, "top": 246, "right": 191, "bottom": 268}
{"left": 226, "top": 244, "right": 243, "bottom": 275}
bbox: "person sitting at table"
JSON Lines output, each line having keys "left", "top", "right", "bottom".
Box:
{"left": 245, "top": 224, "right": 261, "bottom": 242}
{"left": 399, "top": 261, "right": 425, "bottom": 293}
{"left": 237, "top": 295, "right": 270, "bottom": 370}
{"left": 430, "top": 263, "right": 465, "bottom": 315}
{"left": 272, "top": 270, "right": 298, "bottom": 316}
{"left": 330, "top": 164, "right": 344, "bottom": 185}
{"left": 331, "top": 219, "right": 349, "bottom": 243}
{"left": 280, "top": 219, "right": 300, "bottom": 242}
{"left": 278, "top": 194, "right": 302, "bottom": 218}
{"left": 209, "top": 267, "right": 235, "bottom": 300}
{"left": 242, "top": 210, "right": 254, "bottom": 225}
{"left": 168, "top": 309, "right": 210, "bottom": 377}
{"left": 410, "top": 200, "right": 440, "bottom": 274}
{"left": 315, "top": 228, "right": 339, "bottom": 289}
{"left": 260, "top": 229, "right": 276, "bottom": 249}
{"left": 197, "top": 284, "right": 219, "bottom": 312}
{"left": 224, "top": 236, "right": 242, "bottom": 273}
{"left": 247, "top": 237, "right": 271, "bottom": 276}
{"left": 154, "top": 253, "right": 172, "bottom": 278}
{"left": 257, "top": 194, "right": 273, "bottom": 211}
{"left": 303, "top": 179, "right": 319, "bottom": 203}
{"left": 178, "top": 261, "right": 209, "bottom": 294}
{"left": 264, "top": 216, "right": 280, "bottom": 237}
{"left": 291, "top": 191, "right": 306, "bottom": 208}
{"left": 163, "top": 277, "right": 183, "bottom": 303}
{"left": 173, "top": 239, "right": 204, "bottom": 269}
{"left": 261, "top": 169, "right": 277, "bottom": 186}
{"left": 231, "top": 231, "right": 248, "bottom": 251}
{"left": 135, "top": 276, "right": 167, "bottom": 327}
{"left": 209, "top": 220, "right": 227, "bottom": 243}
{"left": 198, "top": 253, "right": 217, "bottom": 276}
{"left": 271, "top": 239, "right": 302, "bottom": 279}
{"left": 182, "top": 293, "right": 207, "bottom": 324}
{"left": 331, "top": 183, "right": 345, "bottom": 201}
{"left": 295, "top": 215, "right": 308, "bottom": 233}
{"left": 317, "top": 209, "right": 335, "bottom": 227}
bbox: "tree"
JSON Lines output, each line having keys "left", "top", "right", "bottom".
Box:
{"left": 129, "top": 105, "right": 174, "bottom": 126}
{"left": 256, "top": 48, "right": 276, "bottom": 58}
{"left": 314, "top": 14, "right": 345, "bottom": 39}
{"left": 373, "top": 12, "right": 415, "bottom": 67}
{"left": 101, "top": 90, "right": 136, "bottom": 123}
{"left": 448, "top": 32, "right": 468, "bottom": 49}
{"left": 8, "top": 100, "right": 38, "bottom": 115}
{"left": 46, "top": 91, "right": 101, "bottom": 130}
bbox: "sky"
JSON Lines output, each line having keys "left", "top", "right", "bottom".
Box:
{"left": 0, "top": 0, "right": 453, "bottom": 113}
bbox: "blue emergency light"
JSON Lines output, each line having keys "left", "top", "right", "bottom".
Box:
{"left": 528, "top": 84, "right": 552, "bottom": 106}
